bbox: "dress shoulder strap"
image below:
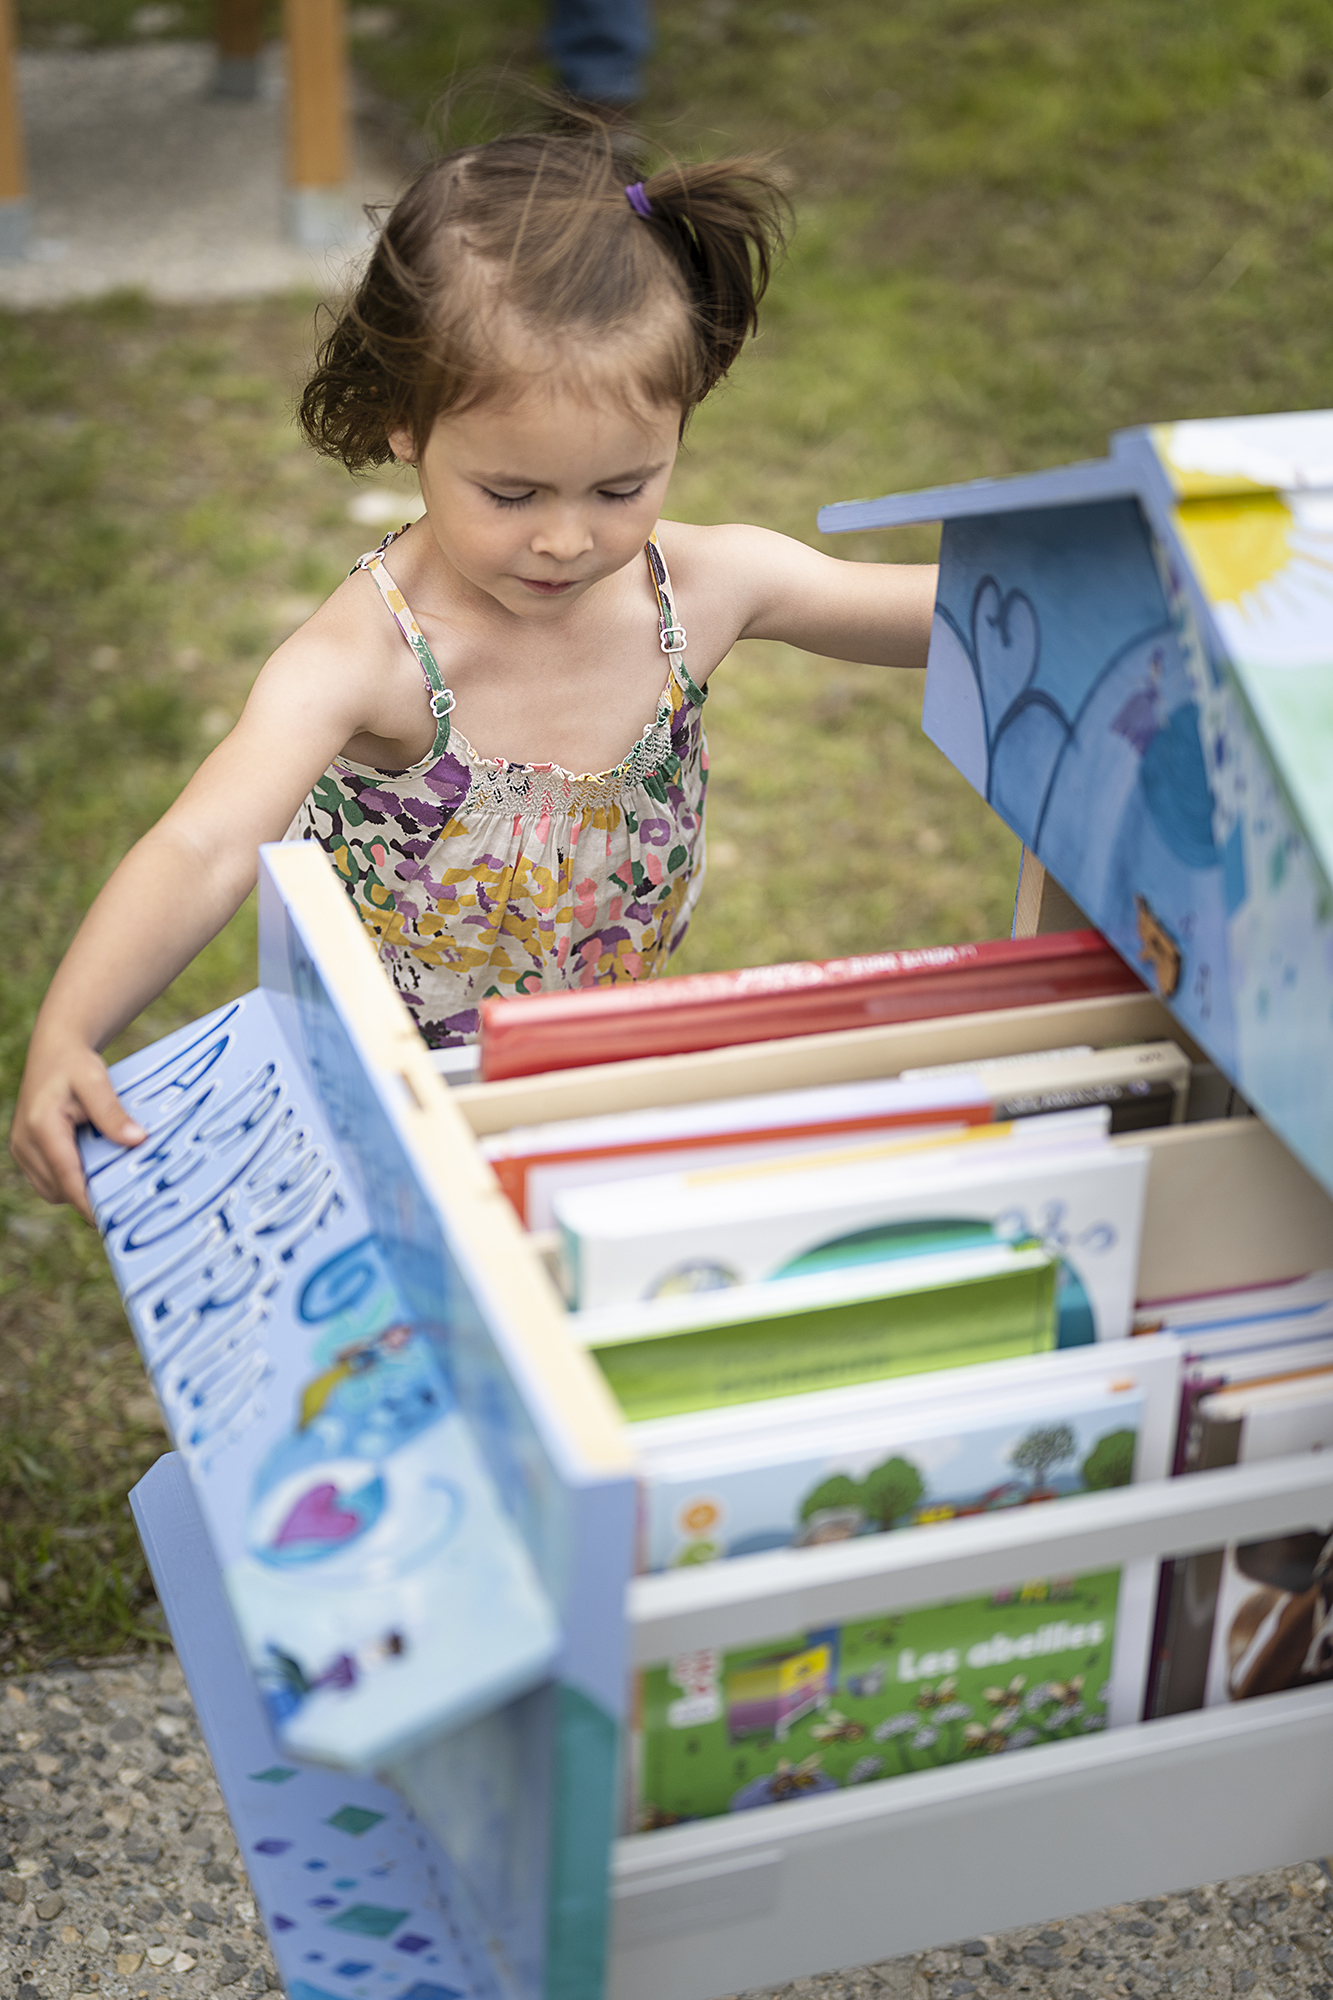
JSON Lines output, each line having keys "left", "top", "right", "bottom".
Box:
{"left": 353, "top": 529, "right": 456, "bottom": 757}
{"left": 646, "top": 534, "right": 707, "bottom": 709}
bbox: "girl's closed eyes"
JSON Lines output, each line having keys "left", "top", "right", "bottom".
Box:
{"left": 480, "top": 482, "right": 651, "bottom": 508}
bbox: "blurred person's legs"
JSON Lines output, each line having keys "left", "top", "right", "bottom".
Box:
{"left": 548, "top": 0, "right": 653, "bottom": 109}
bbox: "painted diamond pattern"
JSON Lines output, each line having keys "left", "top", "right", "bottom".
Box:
{"left": 327, "top": 1905, "right": 410, "bottom": 1939}
{"left": 325, "top": 1806, "right": 386, "bottom": 1836}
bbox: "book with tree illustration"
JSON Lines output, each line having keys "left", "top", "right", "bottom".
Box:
{"left": 636, "top": 1568, "right": 1137, "bottom": 1828}
{"left": 635, "top": 1375, "right": 1157, "bottom": 1572}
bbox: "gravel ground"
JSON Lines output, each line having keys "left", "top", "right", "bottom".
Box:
{"left": 0, "top": 1655, "right": 279, "bottom": 2000}
{"left": 2, "top": 1656, "right": 1331, "bottom": 2000}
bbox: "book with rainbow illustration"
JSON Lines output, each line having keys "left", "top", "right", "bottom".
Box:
{"left": 558, "top": 1114, "right": 1150, "bottom": 1415}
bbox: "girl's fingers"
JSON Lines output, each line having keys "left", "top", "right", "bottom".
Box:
{"left": 12, "top": 1108, "right": 98, "bottom": 1223}
{"left": 60, "top": 1069, "right": 147, "bottom": 1222}
{"left": 49, "top": 1124, "right": 99, "bottom": 1225}
{"left": 73, "top": 1066, "right": 147, "bottom": 1149}
{"left": 8, "top": 1061, "right": 147, "bottom": 1225}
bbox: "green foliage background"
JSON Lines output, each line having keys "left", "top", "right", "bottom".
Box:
{"left": 3, "top": 0, "right": 1333, "bottom": 1662}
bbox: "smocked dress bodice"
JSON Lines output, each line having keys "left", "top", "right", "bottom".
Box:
{"left": 289, "top": 530, "right": 709, "bottom": 1048}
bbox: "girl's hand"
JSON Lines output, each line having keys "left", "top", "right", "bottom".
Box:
{"left": 10, "top": 1039, "right": 146, "bottom": 1225}
{"left": 10, "top": 574, "right": 395, "bottom": 1224}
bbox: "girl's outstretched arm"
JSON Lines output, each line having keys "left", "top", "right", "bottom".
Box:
{"left": 10, "top": 595, "right": 388, "bottom": 1220}
{"left": 691, "top": 523, "right": 939, "bottom": 669}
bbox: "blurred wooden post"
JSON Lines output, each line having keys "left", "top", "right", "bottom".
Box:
{"left": 214, "top": 0, "right": 266, "bottom": 99}
{"left": 1012, "top": 847, "right": 1092, "bottom": 938}
{"left": 284, "top": 0, "right": 350, "bottom": 248}
{"left": 0, "top": 0, "right": 30, "bottom": 261}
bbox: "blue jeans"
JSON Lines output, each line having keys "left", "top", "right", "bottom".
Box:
{"left": 547, "top": 0, "right": 653, "bottom": 104}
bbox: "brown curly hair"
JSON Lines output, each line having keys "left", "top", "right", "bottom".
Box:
{"left": 298, "top": 127, "right": 789, "bottom": 471}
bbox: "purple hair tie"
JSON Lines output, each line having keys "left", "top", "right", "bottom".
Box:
{"left": 624, "top": 181, "right": 653, "bottom": 219}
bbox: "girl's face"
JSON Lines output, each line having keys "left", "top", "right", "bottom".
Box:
{"left": 389, "top": 375, "right": 681, "bottom": 621}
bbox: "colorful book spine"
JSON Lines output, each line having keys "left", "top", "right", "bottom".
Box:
{"left": 478, "top": 931, "right": 1144, "bottom": 1080}
{"left": 484, "top": 1074, "right": 991, "bottom": 1228}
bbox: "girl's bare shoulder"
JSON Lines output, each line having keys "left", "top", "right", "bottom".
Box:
{"left": 249, "top": 560, "right": 434, "bottom": 755}
{"left": 653, "top": 516, "right": 775, "bottom": 573}
{"left": 272, "top": 561, "right": 415, "bottom": 685}
{"left": 651, "top": 519, "right": 817, "bottom": 663}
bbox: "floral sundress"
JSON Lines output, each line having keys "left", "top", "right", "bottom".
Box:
{"left": 289, "top": 529, "right": 709, "bottom": 1048}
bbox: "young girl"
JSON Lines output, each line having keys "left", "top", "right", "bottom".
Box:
{"left": 11, "top": 128, "right": 937, "bottom": 1221}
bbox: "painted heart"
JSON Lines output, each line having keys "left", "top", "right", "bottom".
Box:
{"left": 273, "top": 1480, "right": 364, "bottom": 1548}
{"left": 971, "top": 578, "right": 1041, "bottom": 742}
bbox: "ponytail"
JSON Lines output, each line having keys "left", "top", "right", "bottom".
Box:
{"left": 629, "top": 160, "right": 789, "bottom": 399}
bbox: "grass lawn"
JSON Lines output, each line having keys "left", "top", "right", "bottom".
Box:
{"left": 3, "top": 0, "right": 1333, "bottom": 1666}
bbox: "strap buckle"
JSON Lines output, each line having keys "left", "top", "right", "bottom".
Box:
{"left": 429, "top": 688, "right": 456, "bottom": 719}
{"left": 659, "top": 622, "right": 688, "bottom": 655}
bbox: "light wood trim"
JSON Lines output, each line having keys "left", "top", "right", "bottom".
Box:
{"left": 218, "top": 0, "right": 264, "bottom": 59}
{"left": 1012, "top": 846, "right": 1092, "bottom": 938}
{"left": 453, "top": 991, "right": 1186, "bottom": 1136}
{"left": 285, "top": 0, "right": 346, "bottom": 190}
{"left": 0, "top": 0, "right": 27, "bottom": 204}
{"left": 1125, "top": 1117, "right": 1333, "bottom": 1301}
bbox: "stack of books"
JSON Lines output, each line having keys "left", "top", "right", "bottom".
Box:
{"left": 1139, "top": 1270, "right": 1333, "bottom": 1717}
{"left": 475, "top": 970, "right": 1210, "bottom": 1827}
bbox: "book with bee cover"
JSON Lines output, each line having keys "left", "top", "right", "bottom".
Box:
{"left": 636, "top": 1567, "right": 1140, "bottom": 1829}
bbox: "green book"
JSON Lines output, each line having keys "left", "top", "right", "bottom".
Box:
{"left": 588, "top": 1251, "right": 1057, "bottom": 1422}
{"left": 638, "top": 1569, "right": 1121, "bottom": 1829}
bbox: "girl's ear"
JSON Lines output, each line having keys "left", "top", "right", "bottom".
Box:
{"left": 386, "top": 425, "right": 416, "bottom": 464}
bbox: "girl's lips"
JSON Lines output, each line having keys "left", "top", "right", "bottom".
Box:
{"left": 520, "top": 578, "right": 576, "bottom": 595}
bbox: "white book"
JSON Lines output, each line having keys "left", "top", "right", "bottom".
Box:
{"left": 1198, "top": 1369, "right": 1333, "bottom": 1462}
{"left": 483, "top": 1047, "right": 1185, "bottom": 1228}
{"left": 557, "top": 1114, "right": 1147, "bottom": 1347}
{"left": 1174, "top": 1310, "right": 1333, "bottom": 1370}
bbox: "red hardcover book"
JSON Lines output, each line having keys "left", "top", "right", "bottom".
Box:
{"left": 478, "top": 930, "right": 1144, "bottom": 1082}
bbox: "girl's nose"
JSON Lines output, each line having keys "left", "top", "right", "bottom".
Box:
{"left": 530, "top": 511, "right": 594, "bottom": 564}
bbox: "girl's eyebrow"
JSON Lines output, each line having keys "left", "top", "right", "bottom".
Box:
{"left": 470, "top": 460, "right": 670, "bottom": 488}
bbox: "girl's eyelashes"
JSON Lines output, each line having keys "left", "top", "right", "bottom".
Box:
{"left": 479, "top": 483, "right": 648, "bottom": 509}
